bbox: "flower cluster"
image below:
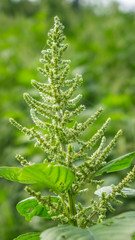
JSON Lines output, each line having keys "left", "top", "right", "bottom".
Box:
{"left": 9, "top": 16, "right": 135, "bottom": 228}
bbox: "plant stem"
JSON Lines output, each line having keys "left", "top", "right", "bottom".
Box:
{"left": 58, "top": 120, "right": 77, "bottom": 225}
{"left": 68, "top": 186, "right": 77, "bottom": 226}
{"left": 59, "top": 193, "right": 70, "bottom": 220}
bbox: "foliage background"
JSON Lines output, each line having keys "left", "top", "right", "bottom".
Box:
{"left": 0, "top": 0, "right": 135, "bottom": 239}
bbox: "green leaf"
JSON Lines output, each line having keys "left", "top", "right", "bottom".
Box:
{"left": 16, "top": 196, "right": 59, "bottom": 221}
{"left": 0, "top": 163, "right": 75, "bottom": 193}
{"left": 0, "top": 167, "right": 22, "bottom": 182}
{"left": 19, "top": 163, "right": 75, "bottom": 192}
{"left": 90, "top": 211, "right": 135, "bottom": 240}
{"left": 40, "top": 212, "right": 135, "bottom": 240}
{"left": 13, "top": 232, "right": 40, "bottom": 240}
{"left": 95, "top": 186, "right": 135, "bottom": 197}
{"left": 95, "top": 152, "right": 135, "bottom": 176}
{"left": 40, "top": 225, "right": 95, "bottom": 240}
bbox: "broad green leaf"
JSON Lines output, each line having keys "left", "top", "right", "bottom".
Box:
{"left": 95, "top": 152, "right": 135, "bottom": 176}
{"left": 0, "top": 163, "right": 75, "bottom": 193}
{"left": 40, "top": 225, "right": 95, "bottom": 240}
{"left": 16, "top": 196, "right": 59, "bottom": 221}
{"left": 40, "top": 212, "right": 135, "bottom": 240}
{"left": 13, "top": 232, "right": 40, "bottom": 240}
{"left": 18, "top": 163, "right": 75, "bottom": 192}
{"left": 95, "top": 186, "right": 135, "bottom": 197}
{"left": 90, "top": 211, "right": 135, "bottom": 240}
{"left": 0, "top": 167, "right": 22, "bottom": 182}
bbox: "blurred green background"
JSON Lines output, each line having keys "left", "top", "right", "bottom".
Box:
{"left": 0, "top": 0, "right": 135, "bottom": 239}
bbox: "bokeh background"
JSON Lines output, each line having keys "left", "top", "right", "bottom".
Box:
{"left": 0, "top": 0, "right": 135, "bottom": 239}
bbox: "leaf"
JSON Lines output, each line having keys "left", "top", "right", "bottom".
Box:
{"left": 13, "top": 232, "right": 40, "bottom": 240}
{"left": 0, "top": 167, "right": 22, "bottom": 182}
{"left": 16, "top": 196, "right": 59, "bottom": 221}
{"left": 40, "top": 225, "right": 95, "bottom": 240}
{"left": 0, "top": 163, "right": 75, "bottom": 193}
{"left": 19, "top": 163, "right": 75, "bottom": 192}
{"left": 95, "top": 186, "right": 135, "bottom": 197}
{"left": 95, "top": 152, "right": 135, "bottom": 176}
{"left": 40, "top": 212, "right": 135, "bottom": 240}
{"left": 90, "top": 211, "right": 135, "bottom": 240}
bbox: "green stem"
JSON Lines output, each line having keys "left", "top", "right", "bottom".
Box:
{"left": 59, "top": 193, "right": 69, "bottom": 219}
{"left": 68, "top": 187, "right": 77, "bottom": 226}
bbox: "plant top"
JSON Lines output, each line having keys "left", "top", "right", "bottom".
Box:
{"left": 1, "top": 16, "right": 135, "bottom": 240}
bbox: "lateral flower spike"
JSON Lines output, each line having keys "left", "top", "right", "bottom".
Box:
{"left": 16, "top": 154, "right": 30, "bottom": 166}
{"left": 79, "top": 117, "right": 111, "bottom": 152}
{"left": 95, "top": 129, "right": 122, "bottom": 166}
{"left": 91, "top": 136, "right": 106, "bottom": 160}
{"left": 76, "top": 107, "right": 103, "bottom": 133}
